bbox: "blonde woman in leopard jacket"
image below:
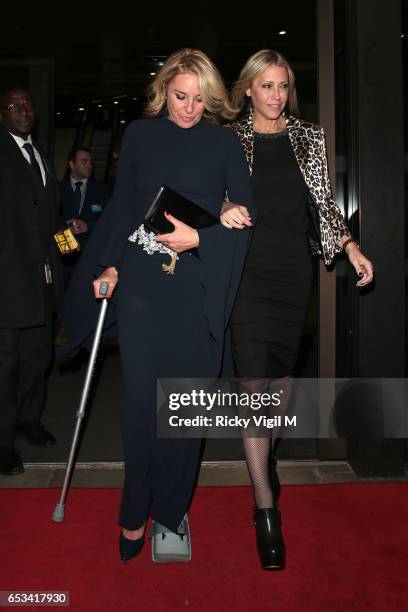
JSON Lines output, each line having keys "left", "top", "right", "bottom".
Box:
{"left": 221, "top": 49, "right": 373, "bottom": 571}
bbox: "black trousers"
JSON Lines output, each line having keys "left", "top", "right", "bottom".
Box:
{"left": 0, "top": 287, "right": 53, "bottom": 447}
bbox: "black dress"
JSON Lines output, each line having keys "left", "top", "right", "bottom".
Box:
{"left": 61, "top": 116, "right": 253, "bottom": 531}
{"left": 230, "top": 129, "right": 314, "bottom": 379}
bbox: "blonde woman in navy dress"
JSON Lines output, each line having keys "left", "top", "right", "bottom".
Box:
{"left": 64, "top": 49, "right": 253, "bottom": 563}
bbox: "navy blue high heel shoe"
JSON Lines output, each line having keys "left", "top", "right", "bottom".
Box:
{"left": 119, "top": 531, "right": 145, "bottom": 562}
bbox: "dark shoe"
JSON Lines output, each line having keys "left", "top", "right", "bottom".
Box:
{"left": 269, "top": 456, "right": 281, "bottom": 506}
{"left": 0, "top": 446, "right": 25, "bottom": 476}
{"left": 17, "top": 420, "right": 56, "bottom": 447}
{"left": 253, "top": 507, "right": 285, "bottom": 570}
{"left": 119, "top": 531, "right": 145, "bottom": 562}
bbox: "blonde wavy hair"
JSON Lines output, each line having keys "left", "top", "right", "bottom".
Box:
{"left": 145, "top": 48, "right": 237, "bottom": 123}
{"left": 231, "top": 49, "right": 299, "bottom": 117}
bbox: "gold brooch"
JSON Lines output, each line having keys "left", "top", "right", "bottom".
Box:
{"left": 162, "top": 251, "right": 177, "bottom": 275}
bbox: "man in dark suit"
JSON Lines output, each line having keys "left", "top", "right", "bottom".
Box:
{"left": 0, "top": 87, "right": 64, "bottom": 475}
{"left": 60, "top": 147, "right": 109, "bottom": 284}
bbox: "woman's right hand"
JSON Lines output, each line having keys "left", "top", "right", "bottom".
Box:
{"left": 92, "top": 266, "right": 118, "bottom": 299}
{"left": 220, "top": 201, "right": 252, "bottom": 229}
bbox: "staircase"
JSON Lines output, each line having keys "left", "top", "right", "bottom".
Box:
{"left": 90, "top": 130, "right": 112, "bottom": 180}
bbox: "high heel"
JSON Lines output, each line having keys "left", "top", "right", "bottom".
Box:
{"left": 119, "top": 531, "right": 145, "bottom": 562}
{"left": 253, "top": 507, "right": 285, "bottom": 570}
{"left": 269, "top": 456, "right": 281, "bottom": 506}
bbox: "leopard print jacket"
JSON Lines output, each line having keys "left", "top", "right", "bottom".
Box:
{"left": 227, "top": 110, "right": 351, "bottom": 265}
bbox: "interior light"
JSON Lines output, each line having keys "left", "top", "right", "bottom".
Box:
{"left": 279, "top": 30, "right": 287, "bottom": 35}
{"left": 150, "top": 71, "right": 156, "bottom": 76}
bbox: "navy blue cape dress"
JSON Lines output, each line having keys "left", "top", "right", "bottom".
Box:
{"left": 61, "top": 116, "right": 254, "bottom": 531}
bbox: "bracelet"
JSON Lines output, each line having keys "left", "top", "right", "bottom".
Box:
{"left": 342, "top": 238, "right": 359, "bottom": 253}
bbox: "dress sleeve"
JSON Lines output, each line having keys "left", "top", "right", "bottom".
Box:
{"left": 197, "top": 128, "right": 254, "bottom": 249}
{"left": 57, "top": 123, "right": 140, "bottom": 357}
{"left": 196, "top": 131, "right": 254, "bottom": 366}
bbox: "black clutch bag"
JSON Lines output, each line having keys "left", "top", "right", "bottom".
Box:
{"left": 144, "top": 185, "right": 219, "bottom": 234}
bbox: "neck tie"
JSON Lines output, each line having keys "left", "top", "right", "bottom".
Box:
{"left": 74, "top": 181, "right": 83, "bottom": 213}
{"left": 23, "top": 142, "right": 44, "bottom": 185}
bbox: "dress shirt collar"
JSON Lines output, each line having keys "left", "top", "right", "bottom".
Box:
{"left": 10, "top": 132, "right": 34, "bottom": 149}
{"left": 70, "top": 176, "right": 88, "bottom": 190}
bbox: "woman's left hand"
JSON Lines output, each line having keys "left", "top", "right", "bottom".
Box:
{"left": 345, "top": 242, "right": 374, "bottom": 287}
{"left": 155, "top": 212, "right": 199, "bottom": 253}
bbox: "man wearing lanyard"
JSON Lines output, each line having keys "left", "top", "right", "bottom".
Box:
{"left": 60, "top": 147, "right": 109, "bottom": 285}
{"left": 0, "top": 87, "right": 63, "bottom": 475}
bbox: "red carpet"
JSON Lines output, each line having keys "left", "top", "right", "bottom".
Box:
{"left": 1, "top": 484, "right": 407, "bottom": 611}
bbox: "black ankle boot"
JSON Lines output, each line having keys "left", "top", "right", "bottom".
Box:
{"left": 269, "top": 456, "right": 281, "bottom": 506}
{"left": 253, "top": 507, "right": 285, "bottom": 570}
{"left": 119, "top": 531, "right": 145, "bottom": 562}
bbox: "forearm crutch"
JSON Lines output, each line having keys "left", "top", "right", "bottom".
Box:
{"left": 52, "top": 282, "right": 109, "bottom": 522}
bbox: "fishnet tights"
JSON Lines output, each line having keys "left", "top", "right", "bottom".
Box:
{"left": 241, "top": 377, "right": 292, "bottom": 509}
{"left": 243, "top": 436, "right": 274, "bottom": 508}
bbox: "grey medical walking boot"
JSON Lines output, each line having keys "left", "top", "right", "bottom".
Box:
{"left": 150, "top": 514, "right": 191, "bottom": 563}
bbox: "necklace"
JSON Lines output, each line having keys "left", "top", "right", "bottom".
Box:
{"left": 253, "top": 113, "right": 286, "bottom": 134}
